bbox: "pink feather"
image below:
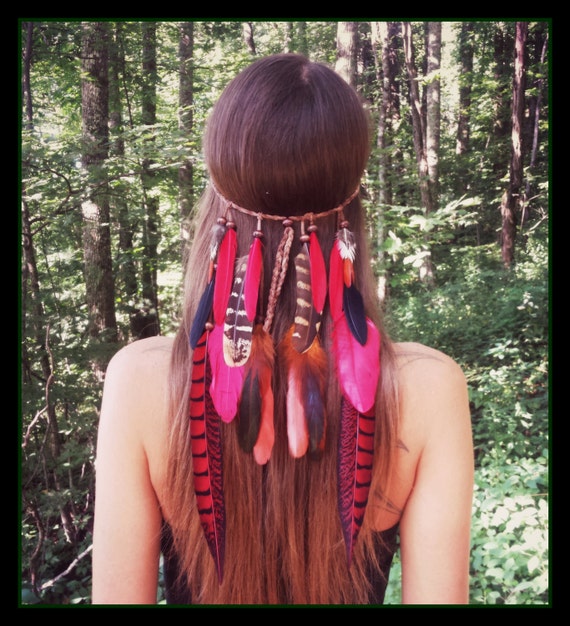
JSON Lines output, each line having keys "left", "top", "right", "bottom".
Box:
{"left": 309, "top": 231, "right": 327, "bottom": 314}
{"left": 208, "top": 324, "right": 244, "bottom": 422}
{"left": 286, "top": 370, "right": 309, "bottom": 458}
{"left": 332, "top": 315, "right": 381, "bottom": 414}
{"left": 213, "top": 227, "right": 237, "bottom": 326}
{"left": 253, "top": 361, "right": 275, "bottom": 465}
{"left": 328, "top": 240, "right": 344, "bottom": 321}
{"left": 244, "top": 236, "right": 263, "bottom": 322}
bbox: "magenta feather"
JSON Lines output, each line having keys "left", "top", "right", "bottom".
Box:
{"left": 332, "top": 315, "right": 380, "bottom": 415}
{"left": 244, "top": 236, "right": 263, "bottom": 322}
{"left": 337, "top": 396, "right": 375, "bottom": 567}
{"left": 213, "top": 226, "right": 237, "bottom": 326}
{"left": 208, "top": 324, "right": 244, "bottom": 422}
{"left": 309, "top": 231, "right": 327, "bottom": 314}
{"left": 189, "top": 330, "right": 225, "bottom": 583}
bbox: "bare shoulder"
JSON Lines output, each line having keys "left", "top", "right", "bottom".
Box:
{"left": 392, "top": 341, "right": 470, "bottom": 446}
{"left": 106, "top": 335, "right": 174, "bottom": 376}
{"left": 393, "top": 341, "right": 466, "bottom": 386}
{"left": 101, "top": 335, "right": 175, "bottom": 433}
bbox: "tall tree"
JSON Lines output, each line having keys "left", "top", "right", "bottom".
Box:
{"left": 425, "top": 21, "right": 441, "bottom": 208}
{"left": 80, "top": 21, "right": 118, "bottom": 370}
{"left": 500, "top": 21, "right": 528, "bottom": 267}
{"left": 138, "top": 21, "right": 161, "bottom": 337}
{"left": 178, "top": 21, "right": 194, "bottom": 251}
{"left": 109, "top": 22, "right": 138, "bottom": 339}
{"left": 335, "top": 22, "right": 359, "bottom": 87}
{"left": 455, "top": 22, "right": 474, "bottom": 195}
{"left": 402, "top": 21, "right": 437, "bottom": 284}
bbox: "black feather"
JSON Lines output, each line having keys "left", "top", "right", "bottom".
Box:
{"left": 343, "top": 283, "right": 368, "bottom": 346}
{"left": 237, "top": 370, "right": 262, "bottom": 452}
{"left": 190, "top": 276, "right": 215, "bottom": 349}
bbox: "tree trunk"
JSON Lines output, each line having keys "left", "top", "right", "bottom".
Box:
{"left": 500, "top": 21, "right": 528, "bottom": 267}
{"left": 138, "top": 22, "right": 161, "bottom": 338}
{"left": 426, "top": 21, "right": 441, "bottom": 207}
{"left": 109, "top": 23, "right": 138, "bottom": 340}
{"left": 455, "top": 22, "right": 474, "bottom": 195}
{"left": 178, "top": 21, "right": 194, "bottom": 251}
{"left": 243, "top": 22, "right": 257, "bottom": 55}
{"left": 335, "top": 22, "right": 359, "bottom": 87}
{"left": 80, "top": 21, "right": 118, "bottom": 366}
{"left": 402, "top": 21, "right": 435, "bottom": 285}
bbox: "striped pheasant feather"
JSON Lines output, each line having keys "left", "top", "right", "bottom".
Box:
{"left": 337, "top": 396, "right": 375, "bottom": 567}
{"left": 223, "top": 256, "right": 254, "bottom": 366}
{"left": 189, "top": 330, "right": 225, "bottom": 583}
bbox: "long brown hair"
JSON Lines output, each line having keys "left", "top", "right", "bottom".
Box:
{"left": 164, "top": 54, "right": 400, "bottom": 604}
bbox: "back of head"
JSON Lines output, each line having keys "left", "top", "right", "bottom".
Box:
{"left": 204, "top": 53, "right": 371, "bottom": 216}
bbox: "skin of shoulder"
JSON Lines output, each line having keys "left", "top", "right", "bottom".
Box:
{"left": 391, "top": 341, "right": 474, "bottom": 604}
{"left": 92, "top": 335, "right": 174, "bottom": 604}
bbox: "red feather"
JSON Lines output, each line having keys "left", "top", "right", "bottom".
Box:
{"left": 279, "top": 327, "right": 309, "bottom": 458}
{"left": 213, "top": 227, "right": 237, "bottom": 326}
{"left": 309, "top": 231, "right": 327, "bottom": 314}
{"left": 189, "top": 330, "right": 226, "bottom": 583}
{"left": 337, "top": 396, "right": 375, "bottom": 567}
{"left": 244, "top": 236, "right": 263, "bottom": 322}
{"left": 247, "top": 325, "right": 276, "bottom": 465}
{"left": 208, "top": 324, "right": 244, "bottom": 422}
{"left": 329, "top": 240, "right": 344, "bottom": 321}
{"left": 332, "top": 315, "right": 381, "bottom": 415}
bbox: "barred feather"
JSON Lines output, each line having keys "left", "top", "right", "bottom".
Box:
{"left": 189, "top": 330, "right": 225, "bottom": 583}
{"left": 223, "top": 256, "right": 254, "bottom": 366}
{"left": 337, "top": 396, "right": 375, "bottom": 567}
{"left": 291, "top": 243, "right": 321, "bottom": 353}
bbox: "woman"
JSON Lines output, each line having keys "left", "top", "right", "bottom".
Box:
{"left": 92, "top": 53, "right": 473, "bottom": 605}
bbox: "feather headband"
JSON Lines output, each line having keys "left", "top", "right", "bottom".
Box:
{"left": 188, "top": 181, "right": 381, "bottom": 581}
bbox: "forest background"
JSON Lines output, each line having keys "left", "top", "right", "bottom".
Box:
{"left": 20, "top": 20, "right": 550, "bottom": 606}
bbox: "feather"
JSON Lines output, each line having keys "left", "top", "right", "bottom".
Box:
{"left": 244, "top": 236, "right": 263, "bottom": 322}
{"left": 337, "top": 227, "right": 356, "bottom": 262}
{"left": 253, "top": 373, "right": 275, "bottom": 465}
{"left": 291, "top": 243, "right": 321, "bottom": 353}
{"left": 189, "top": 275, "right": 215, "bottom": 349}
{"left": 343, "top": 283, "right": 368, "bottom": 346}
{"left": 280, "top": 327, "right": 327, "bottom": 458}
{"left": 328, "top": 240, "right": 344, "bottom": 322}
{"left": 208, "top": 324, "right": 244, "bottom": 422}
{"left": 238, "top": 325, "right": 275, "bottom": 460}
{"left": 337, "top": 396, "right": 375, "bottom": 567}
{"left": 213, "top": 226, "right": 237, "bottom": 326}
{"left": 223, "top": 256, "right": 254, "bottom": 366}
{"left": 189, "top": 330, "right": 226, "bottom": 583}
{"left": 303, "top": 336, "right": 328, "bottom": 459}
{"left": 332, "top": 314, "right": 381, "bottom": 415}
{"left": 279, "top": 327, "right": 309, "bottom": 458}
{"left": 309, "top": 231, "right": 327, "bottom": 314}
